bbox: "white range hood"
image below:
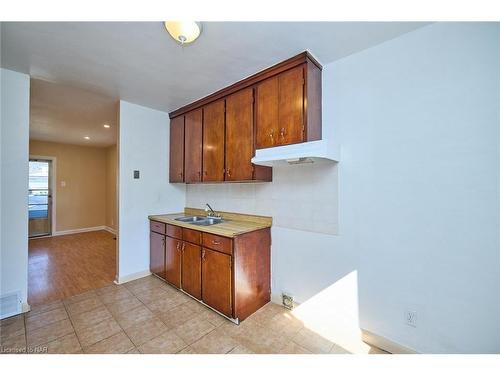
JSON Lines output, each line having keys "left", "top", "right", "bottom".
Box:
{"left": 251, "top": 139, "right": 340, "bottom": 167}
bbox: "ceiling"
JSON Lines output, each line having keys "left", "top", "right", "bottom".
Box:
{"left": 30, "top": 79, "right": 118, "bottom": 147}
{"left": 1, "top": 22, "right": 429, "bottom": 112}
{"left": 1, "top": 22, "right": 429, "bottom": 145}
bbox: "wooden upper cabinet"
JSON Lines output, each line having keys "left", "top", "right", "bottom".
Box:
{"left": 169, "top": 116, "right": 184, "bottom": 183}
{"left": 304, "top": 60, "right": 322, "bottom": 142}
{"left": 225, "top": 88, "right": 254, "bottom": 181}
{"left": 255, "top": 76, "right": 279, "bottom": 149}
{"left": 278, "top": 65, "right": 304, "bottom": 146}
{"left": 202, "top": 100, "right": 225, "bottom": 182}
{"left": 184, "top": 108, "right": 203, "bottom": 183}
{"left": 256, "top": 65, "right": 306, "bottom": 149}
{"left": 168, "top": 51, "right": 321, "bottom": 181}
{"left": 255, "top": 58, "right": 321, "bottom": 150}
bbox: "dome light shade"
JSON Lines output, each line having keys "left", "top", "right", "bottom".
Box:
{"left": 164, "top": 21, "right": 202, "bottom": 45}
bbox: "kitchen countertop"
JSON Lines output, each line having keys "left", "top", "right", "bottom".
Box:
{"left": 148, "top": 208, "right": 272, "bottom": 238}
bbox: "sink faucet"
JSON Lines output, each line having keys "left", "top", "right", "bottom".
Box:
{"left": 205, "top": 203, "right": 221, "bottom": 218}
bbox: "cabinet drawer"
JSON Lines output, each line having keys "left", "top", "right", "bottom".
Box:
{"left": 150, "top": 220, "right": 166, "bottom": 234}
{"left": 166, "top": 224, "right": 182, "bottom": 239}
{"left": 202, "top": 233, "right": 232, "bottom": 255}
{"left": 183, "top": 228, "right": 201, "bottom": 245}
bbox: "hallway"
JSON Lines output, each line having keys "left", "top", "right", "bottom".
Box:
{"left": 28, "top": 230, "right": 116, "bottom": 306}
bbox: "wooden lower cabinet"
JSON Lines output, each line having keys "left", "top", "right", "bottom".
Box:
{"left": 150, "top": 221, "right": 270, "bottom": 322}
{"left": 201, "top": 248, "right": 232, "bottom": 317}
{"left": 165, "top": 236, "right": 182, "bottom": 288}
{"left": 181, "top": 242, "right": 202, "bottom": 299}
{"left": 150, "top": 231, "right": 166, "bottom": 279}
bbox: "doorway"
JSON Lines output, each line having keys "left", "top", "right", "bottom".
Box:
{"left": 27, "top": 79, "right": 119, "bottom": 305}
{"left": 28, "top": 159, "right": 53, "bottom": 237}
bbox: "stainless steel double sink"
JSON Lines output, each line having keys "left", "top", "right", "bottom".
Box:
{"left": 174, "top": 216, "right": 224, "bottom": 226}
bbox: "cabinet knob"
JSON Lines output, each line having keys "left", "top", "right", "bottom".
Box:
{"left": 176, "top": 242, "right": 180, "bottom": 250}
{"left": 212, "top": 240, "right": 221, "bottom": 245}
{"left": 202, "top": 249, "right": 206, "bottom": 260}
{"left": 226, "top": 168, "right": 231, "bottom": 177}
{"left": 182, "top": 243, "right": 185, "bottom": 251}
{"left": 280, "top": 128, "right": 286, "bottom": 138}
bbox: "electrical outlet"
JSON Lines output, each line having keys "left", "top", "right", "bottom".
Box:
{"left": 405, "top": 310, "right": 417, "bottom": 327}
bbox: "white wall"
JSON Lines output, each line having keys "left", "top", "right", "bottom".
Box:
{"left": 328, "top": 22, "right": 499, "bottom": 354}
{"left": 185, "top": 23, "right": 500, "bottom": 353}
{"left": 0, "top": 69, "right": 30, "bottom": 314}
{"left": 118, "top": 100, "right": 185, "bottom": 282}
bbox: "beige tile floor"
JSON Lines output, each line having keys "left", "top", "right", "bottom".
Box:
{"left": 0, "top": 275, "right": 388, "bottom": 354}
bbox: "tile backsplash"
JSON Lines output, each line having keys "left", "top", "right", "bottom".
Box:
{"left": 186, "top": 162, "right": 339, "bottom": 235}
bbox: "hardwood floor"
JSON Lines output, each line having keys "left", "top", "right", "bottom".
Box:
{"left": 28, "top": 230, "right": 116, "bottom": 306}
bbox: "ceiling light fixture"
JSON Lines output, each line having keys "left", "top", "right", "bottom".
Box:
{"left": 84, "top": 136, "right": 90, "bottom": 140}
{"left": 103, "top": 124, "right": 110, "bottom": 128}
{"left": 164, "top": 21, "right": 202, "bottom": 45}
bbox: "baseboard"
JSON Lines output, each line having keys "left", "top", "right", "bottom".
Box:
{"left": 22, "top": 302, "right": 31, "bottom": 313}
{"left": 53, "top": 226, "right": 108, "bottom": 236}
{"left": 115, "top": 269, "right": 151, "bottom": 284}
{"left": 104, "top": 226, "right": 117, "bottom": 235}
{"left": 361, "top": 329, "right": 419, "bottom": 354}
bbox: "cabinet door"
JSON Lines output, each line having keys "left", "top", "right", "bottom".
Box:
{"left": 225, "top": 88, "right": 254, "bottom": 181}
{"left": 165, "top": 236, "right": 182, "bottom": 288}
{"left": 278, "top": 65, "right": 304, "bottom": 146}
{"left": 150, "top": 231, "right": 165, "bottom": 279}
{"left": 169, "top": 116, "right": 185, "bottom": 182}
{"left": 202, "top": 100, "right": 225, "bottom": 182}
{"left": 181, "top": 242, "right": 202, "bottom": 299}
{"left": 184, "top": 108, "right": 203, "bottom": 183}
{"left": 202, "top": 248, "right": 232, "bottom": 317}
{"left": 255, "top": 76, "right": 279, "bottom": 149}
